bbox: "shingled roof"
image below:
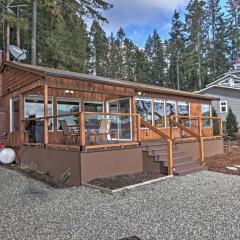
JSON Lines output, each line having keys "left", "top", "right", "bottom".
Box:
{"left": 2, "top": 61, "right": 217, "bottom": 101}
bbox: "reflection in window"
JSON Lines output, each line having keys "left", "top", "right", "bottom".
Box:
{"left": 57, "top": 98, "right": 80, "bottom": 129}
{"left": 178, "top": 101, "right": 189, "bottom": 126}
{"left": 84, "top": 101, "right": 103, "bottom": 130}
{"left": 202, "top": 104, "right": 211, "bottom": 127}
{"left": 154, "top": 100, "right": 165, "bottom": 128}
{"left": 10, "top": 97, "right": 19, "bottom": 132}
{"left": 25, "top": 96, "right": 53, "bottom": 130}
{"left": 166, "top": 100, "right": 176, "bottom": 126}
{"left": 136, "top": 98, "right": 152, "bottom": 124}
{"left": 84, "top": 101, "right": 103, "bottom": 112}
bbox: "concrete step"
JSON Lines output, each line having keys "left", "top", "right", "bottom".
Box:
{"left": 175, "top": 165, "right": 208, "bottom": 176}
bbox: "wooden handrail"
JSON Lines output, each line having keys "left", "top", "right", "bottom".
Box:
{"left": 140, "top": 118, "right": 171, "bottom": 140}
{"left": 171, "top": 120, "right": 200, "bottom": 140}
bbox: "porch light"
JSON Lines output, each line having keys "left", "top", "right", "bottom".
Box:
{"left": 137, "top": 91, "right": 142, "bottom": 96}
{"left": 65, "top": 90, "right": 74, "bottom": 94}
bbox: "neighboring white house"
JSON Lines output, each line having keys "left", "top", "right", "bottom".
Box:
{"left": 197, "top": 62, "right": 240, "bottom": 123}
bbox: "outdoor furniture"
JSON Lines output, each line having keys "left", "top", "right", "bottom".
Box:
{"left": 59, "top": 119, "right": 79, "bottom": 144}
{"left": 94, "top": 119, "right": 112, "bottom": 144}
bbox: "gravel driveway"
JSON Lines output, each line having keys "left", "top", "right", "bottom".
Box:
{"left": 0, "top": 167, "right": 240, "bottom": 240}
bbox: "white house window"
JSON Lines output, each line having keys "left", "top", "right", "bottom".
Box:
{"left": 220, "top": 101, "right": 227, "bottom": 113}
{"left": 166, "top": 100, "right": 176, "bottom": 126}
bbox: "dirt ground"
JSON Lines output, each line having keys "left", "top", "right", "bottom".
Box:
{"left": 206, "top": 144, "right": 240, "bottom": 175}
{"left": 88, "top": 172, "right": 163, "bottom": 190}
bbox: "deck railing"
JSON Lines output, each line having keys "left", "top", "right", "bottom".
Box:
{"left": 21, "top": 111, "right": 140, "bottom": 150}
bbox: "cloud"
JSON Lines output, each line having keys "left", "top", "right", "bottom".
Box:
{"left": 102, "top": 0, "right": 188, "bottom": 33}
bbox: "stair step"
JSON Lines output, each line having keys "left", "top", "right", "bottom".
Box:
{"left": 175, "top": 165, "right": 208, "bottom": 176}
{"left": 174, "top": 161, "right": 200, "bottom": 172}
{"left": 141, "top": 139, "right": 168, "bottom": 147}
{"left": 157, "top": 156, "right": 193, "bottom": 165}
{"left": 148, "top": 150, "right": 185, "bottom": 158}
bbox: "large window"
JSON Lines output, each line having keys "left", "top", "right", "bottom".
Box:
{"left": 178, "top": 101, "right": 190, "bottom": 126}
{"left": 25, "top": 96, "right": 53, "bottom": 130}
{"left": 84, "top": 101, "right": 103, "bottom": 112}
{"left": 57, "top": 98, "right": 80, "bottom": 129}
{"left": 166, "top": 100, "right": 176, "bottom": 126}
{"left": 136, "top": 98, "right": 152, "bottom": 124}
{"left": 154, "top": 100, "right": 165, "bottom": 128}
{"left": 202, "top": 104, "right": 211, "bottom": 127}
{"left": 10, "top": 97, "right": 19, "bottom": 132}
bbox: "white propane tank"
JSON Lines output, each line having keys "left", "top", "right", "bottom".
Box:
{"left": 0, "top": 148, "right": 16, "bottom": 164}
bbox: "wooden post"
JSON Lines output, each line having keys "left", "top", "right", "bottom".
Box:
{"left": 19, "top": 94, "right": 24, "bottom": 144}
{"left": 167, "top": 139, "right": 173, "bottom": 175}
{"left": 198, "top": 116, "right": 204, "bottom": 163}
{"left": 80, "top": 112, "right": 85, "bottom": 148}
{"left": 44, "top": 84, "right": 48, "bottom": 145}
{"left": 220, "top": 119, "right": 223, "bottom": 136}
{"left": 169, "top": 115, "right": 173, "bottom": 139}
{"left": 137, "top": 114, "right": 141, "bottom": 142}
{"left": 131, "top": 97, "right": 137, "bottom": 141}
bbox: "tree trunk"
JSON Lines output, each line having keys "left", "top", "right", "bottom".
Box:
{"left": 16, "top": 6, "right": 20, "bottom": 48}
{"left": 31, "top": 0, "right": 37, "bottom": 65}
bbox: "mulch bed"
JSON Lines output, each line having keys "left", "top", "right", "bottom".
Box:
{"left": 88, "top": 172, "right": 164, "bottom": 190}
{"left": 1, "top": 164, "right": 71, "bottom": 188}
{"left": 205, "top": 147, "right": 240, "bottom": 175}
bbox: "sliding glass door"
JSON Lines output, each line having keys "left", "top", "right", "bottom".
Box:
{"left": 107, "top": 98, "right": 132, "bottom": 140}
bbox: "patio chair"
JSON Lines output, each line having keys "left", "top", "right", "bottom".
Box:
{"left": 59, "top": 119, "right": 79, "bottom": 144}
{"left": 94, "top": 119, "right": 112, "bottom": 144}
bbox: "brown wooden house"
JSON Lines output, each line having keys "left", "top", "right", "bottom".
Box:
{"left": 0, "top": 61, "right": 224, "bottom": 185}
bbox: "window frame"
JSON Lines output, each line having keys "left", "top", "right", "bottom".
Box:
{"left": 56, "top": 97, "right": 81, "bottom": 131}
{"left": 201, "top": 103, "right": 212, "bottom": 128}
{"left": 153, "top": 99, "right": 166, "bottom": 128}
{"left": 10, "top": 97, "right": 20, "bottom": 133}
{"left": 220, "top": 101, "right": 228, "bottom": 113}
{"left": 135, "top": 97, "right": 153, "bottom": 128}
{"left": 24, "top": 95, "right": 54, "bottom": 131}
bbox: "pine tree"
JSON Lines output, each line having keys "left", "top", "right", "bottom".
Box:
{"left": 226, "top": 107, "right": 238, "bottom": 136}
{"left": 88, "top": 20, "right": 108, "bottom": 76}
{"left": 168, "top": 10, "right": 185, "bottom": 90}
{"left": 145, "top": 29, "right": 165, "bottom": 85}
{"left": 206, "top": 0, "right": 229, "bottom": 83}
{"left": 184, "top": 0, "right": 208, "bottom": 90}
{"left": 226, "top": 0, "right": 240, "bottom": 65}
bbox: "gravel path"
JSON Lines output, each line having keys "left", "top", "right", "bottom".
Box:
{"left": 0, "top": 167, "right": 240, "bottom": 240}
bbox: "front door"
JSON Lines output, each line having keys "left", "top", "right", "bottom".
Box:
{"left": 107, "top": 98, "right": 132, "bottom": 140}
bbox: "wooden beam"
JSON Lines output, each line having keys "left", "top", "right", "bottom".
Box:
{"left": 167, "top": 139, "right": 173, "bottom": 175}
{"left": 19, "top": 93, "right": 24, "bottom": 144}
{"left": 80, "top": 112, "right": 85, "bottom": 147}
{"left": 44, "top": 83, "right": 49, "bottom": 145}
{"left": 198, "top": 116, "right": 204, "bottom": 163}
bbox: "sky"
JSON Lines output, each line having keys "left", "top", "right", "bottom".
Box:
{"left": 101, "top": 0, "right": 228, "bottom": 48}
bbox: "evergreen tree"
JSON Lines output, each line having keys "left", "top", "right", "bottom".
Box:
{"left": 226, "top": 0, "right": 240, "bottom": 65}
{"left": 226, "top": 107, "right": 238, "bottom": 136}
{"left": 168, "top": 10, "right": 185, "bottom": 89}
{"left": 206, "top": 0, "right": 229, "bottom": 82}
{"left": 88, "top": 20, "right": 108, "bottom": 76}
{"left": 145, "top": 29, "right": 165, "bottom": 85}
{"left": 184, "top": 0, "right": 208, "bottom": 90}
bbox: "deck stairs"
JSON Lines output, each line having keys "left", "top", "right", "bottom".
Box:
{"left": 141, "top": 139, "right": 208, "bottom": 176}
